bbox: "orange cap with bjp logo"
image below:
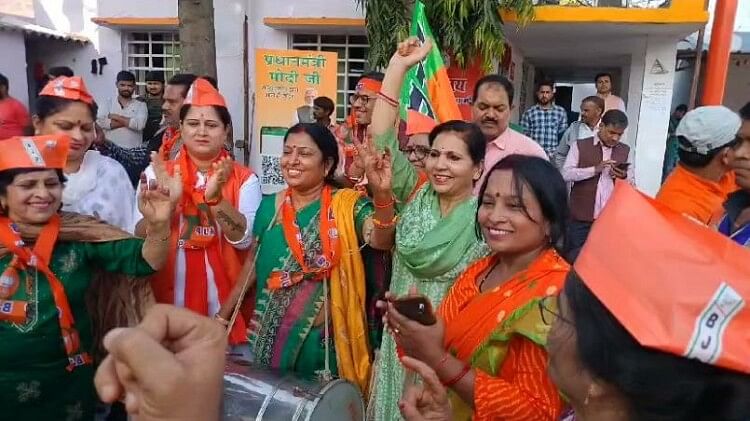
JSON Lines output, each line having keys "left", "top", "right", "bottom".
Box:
{"left": 39, "top": 76, "right": 93, "bottom": 105}
{"left": 575, "top": 182, "right": 750, "bottom": 374}
{"left": 0, "top": 135, "right": 71, "bottom": 172}
{"left": 184, "top": 78, "right": 226, "bottom": 107}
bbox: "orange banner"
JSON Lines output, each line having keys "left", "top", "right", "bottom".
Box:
{"left": 253, "top": 49, "right": 338, "bottom": 192}
{"left": 446, "top": 58, "right": 484, "bottom": 121}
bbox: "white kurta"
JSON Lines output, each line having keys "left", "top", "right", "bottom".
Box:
{"left": 133, "top": 164, "right": 262, "bottom": 315}
{"left": 62, "top": 151, "right": 136, "bottom": 231}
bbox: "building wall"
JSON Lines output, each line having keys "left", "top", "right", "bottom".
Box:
{"left": 631, "top": 35, "right": 678, "bottom": 196}
{"left": 0, "top": 31, "right": 29, "bottom": 108}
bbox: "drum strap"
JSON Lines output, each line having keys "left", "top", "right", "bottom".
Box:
{"left": 321, "top": 278, "right": 333, "bottom": 382}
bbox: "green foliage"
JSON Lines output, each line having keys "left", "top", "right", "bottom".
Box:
{"left": 356, "top": 0, "right": 535, "bottom": 70}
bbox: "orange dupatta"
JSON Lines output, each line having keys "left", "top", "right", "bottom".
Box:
{"left": 440, "top": 249, "right": 569, "bottom": 361}
{"left": 150, "top": 146, "right": 252, "bottom": 344}
{"left": 0, "top": 215, "right": 92, "bottom": 371}
{"left": 268, "top": 186, "right": 339, "bottom": 289}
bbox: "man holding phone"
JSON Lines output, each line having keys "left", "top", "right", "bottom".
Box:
{"left": 562, "top": 109, "right": 632, "bottom": 261}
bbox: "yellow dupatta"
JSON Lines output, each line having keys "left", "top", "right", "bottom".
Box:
{"left": 330, "top": 189, "right": 372, "bottom": 395}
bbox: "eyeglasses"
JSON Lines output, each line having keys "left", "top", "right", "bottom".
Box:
{"left": 349, "top": 94, "right": 377, "bottom": 106}
{"left": 538, "top": 295, "right": 573, "bottom": 326}
{"left": 401, "top": 145, "right": 431, "bottom": 160}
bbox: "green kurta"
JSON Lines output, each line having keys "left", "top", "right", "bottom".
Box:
{"left": 0, "top": 239, "right": 155, "bottom": 420}
{"left": 370, "top": 128, "right": 489, "bottom": 420}
{"left": 248, "top": 191, "right": 373, "bottom": 378}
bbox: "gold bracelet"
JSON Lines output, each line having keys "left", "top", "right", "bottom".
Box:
{"left": 373, "top": 215, "right": 399, "bottom": 229}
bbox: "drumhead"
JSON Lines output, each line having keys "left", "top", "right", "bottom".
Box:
{"left": 308, "top": 379, "right": 364, "bottom": 421}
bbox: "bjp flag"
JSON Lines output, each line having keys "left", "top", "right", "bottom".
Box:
{"left": 575, "top": 182, "right": 750, "bottom": 374}
{"left": 399, "top": 1, "right": 462, "bottom": 131}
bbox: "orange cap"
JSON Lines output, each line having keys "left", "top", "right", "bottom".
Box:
{"left": 405, "top": 110, "right": 437, "bottom": 136}
{"left": 0, "top": 135, "right": 71, "bottom": 172}
{"left": 575, "top": 182, "right": 750, "bottom": 374}
{"left": 184, "top": 78, "right": 226, "bottom": 107}
{"left": 39, "top": 77, "right": 93, "bottom": 105}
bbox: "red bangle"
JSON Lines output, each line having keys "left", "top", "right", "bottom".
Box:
{"left": 374, "top": 196, "right": 395, "bottom": 209}
{"left": 378, "top": 91, "right": 399, "bottom": 108}
{"left": 204, "top": 192, "right": 222, "bottom": 206}
{"left": 441, "top": 364, "right": 471, "bottom": 388}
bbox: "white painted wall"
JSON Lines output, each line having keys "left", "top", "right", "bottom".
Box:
{"left": 0, "top": 31, "right": 29, "bottom": 108}
{"left": 631, "top": 35, "right": 678, "bottom": 196}
{"left": 723, "top": 54, "right": 750, "bottom": 111}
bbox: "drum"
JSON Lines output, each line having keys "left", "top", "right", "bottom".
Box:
{"left": 222, "top": 359, "right": 365, "bottom": 421}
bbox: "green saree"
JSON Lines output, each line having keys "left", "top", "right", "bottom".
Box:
{"left": 0, "top": 239, "right": 154, "bottom": 420}
{"left": 369, "top": 128, "right": 490, "bottom": 420}
{"left": 248, "top": 190, "right": 376, "bottom": 378}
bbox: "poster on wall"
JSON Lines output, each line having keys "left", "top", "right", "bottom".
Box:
{"left": 253, "top": 49, "right": 338, "bottom": 193}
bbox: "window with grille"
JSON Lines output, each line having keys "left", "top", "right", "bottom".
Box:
{"left": 124, "top": 32, "right": 181, "bottom": 93}
{"left": 291, "top": 34, "right": 370, "bottom": 122}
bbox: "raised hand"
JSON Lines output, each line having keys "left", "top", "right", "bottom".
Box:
{"left": 138, "top": 172, "right": 177, "bottom": 227}
{"left": 204, "top": 157, "right": 232, "bottom": 203}
{"left": 389, "top": 37, "right": 433, "bottom": 70}
{"left": 150, "top": 152, "right": 182, "bottom": 206}
{"left": 353, "top": 132, "right": 393, "bottom": 198}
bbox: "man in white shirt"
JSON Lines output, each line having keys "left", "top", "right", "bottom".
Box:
{"left": 554, "top": 95, "right": 605, "bottom": 168}
{"left": 97, "top": 70, "right": 148, "bottom": 149}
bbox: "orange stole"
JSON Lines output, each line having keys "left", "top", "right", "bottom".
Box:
{"left": 439, "top": 250, "right": 568, "bottom": 420}
{"left": 150, "top": 161, "right": 252, "bottom": 344}
{"left": 440, "top": 249, "right": 569, "bottom": 363}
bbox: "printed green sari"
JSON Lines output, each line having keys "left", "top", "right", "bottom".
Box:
{"left": 248, "top": 191, "right": 377, "bottom": 379}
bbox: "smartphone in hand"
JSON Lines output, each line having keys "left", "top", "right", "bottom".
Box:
{"left": 392, "top": 295, "right": 437, "bottom": 326}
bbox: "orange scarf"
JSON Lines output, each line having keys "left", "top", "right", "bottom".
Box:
{"left": 440, "top": 249, "right": 569, "bottom": 361}
{"left": 657, "top": 165, "right": 738, "bottom": 226}
{"left": 151, "top": 146, "right": 252, "bottom": 344}
{"left": 268, "top": 186, "right": 340, "bottom": 289}
{"left": 0, "top": 215, "right": 92, "bottom": 371}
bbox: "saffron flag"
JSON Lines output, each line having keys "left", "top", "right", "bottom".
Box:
{"left": 399, "top": 1, "right": 462, "bottom": 131}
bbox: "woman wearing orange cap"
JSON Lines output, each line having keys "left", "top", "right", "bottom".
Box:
{"left": 0, "top": 134, "right": 174, "bottom": 419}
{"left": 34, "top": 76, "right": 136, "bottom": 230}
{"left": 133, "top": 78, "right": 261, "bottom": 349}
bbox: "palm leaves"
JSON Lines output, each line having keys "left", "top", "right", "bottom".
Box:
{"left": 356, "top": 0, "right": 535, "bottom": 70}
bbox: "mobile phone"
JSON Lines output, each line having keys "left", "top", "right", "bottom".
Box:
{"left": 392, "top": 295, "right": 437, "bottom": 326}
{"left": 615, "top": 162, "right": 630, "bottom": 171}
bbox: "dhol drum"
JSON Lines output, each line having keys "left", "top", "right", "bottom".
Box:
{"left": 223, "top": 359, "right": 365, "bottom": 421}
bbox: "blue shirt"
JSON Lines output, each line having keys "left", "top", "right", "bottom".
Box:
{"left": 520, "top": 104, "right": 568, "bottom": 155}
{"left": 718, "top": 190, "right": 750, "bottom": 246}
